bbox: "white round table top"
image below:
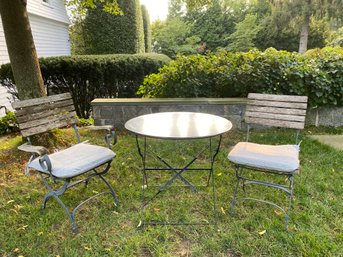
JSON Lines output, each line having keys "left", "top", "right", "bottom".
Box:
{"left": 125, "top": 112, "right": 232, "bottom": 139}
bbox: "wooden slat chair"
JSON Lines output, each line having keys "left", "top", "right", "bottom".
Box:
{"left": 12, "top": 93, "right": 119, "bottom": 233}
{"left": 227, "top": 93, "right": 308, "bottom": 229}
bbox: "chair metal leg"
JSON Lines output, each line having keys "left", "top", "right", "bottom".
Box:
{"left": 230, "top": 166, "right": 242, "bottom": 216}
{"left": 40, "top": 175, "right": 78, "bottom": 232}
{"left": 54, "top": 193, "right": 78, "bottom": 233}
{"left": 285, "top": 175, "right": 294, "bottom": 230}
{"left": 38, "top": 160, "right": 119, "bottom": 233}
{"left": 230, "top": 165, "right": 297, "bottom": 230}
{"left": 40, "top": 175, "right": 69, "bottom": 209}
{"left": 97, "top": 172, "right": 119, "bottom": 206}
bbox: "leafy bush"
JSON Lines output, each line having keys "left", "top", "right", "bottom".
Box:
{"left": 0, "top": 53, "right": 170, "bottom": 118}
{"left": 0, "top": 112, "right": 18, "bottom": 135}
{"left": 139, "top": 47, "right": 343, "bottom": 107}
{"left": 77, "top": 117, "right": 94, "bottom": 127}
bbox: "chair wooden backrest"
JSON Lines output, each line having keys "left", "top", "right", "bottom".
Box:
{"left": 245, "top": 93, "right": 308, "bottom": 130}
{"left": 12, "top": 93, "right": 77, "bottom": 138}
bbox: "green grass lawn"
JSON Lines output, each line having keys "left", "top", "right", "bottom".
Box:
{"left": 0, "top": 126, "right": 342, "bottom": 257}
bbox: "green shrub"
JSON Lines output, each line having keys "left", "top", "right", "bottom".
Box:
{"left": 0, "top": 53, "right": 170, "bottom": 118}
{"left": 77, "top": 117, "right": 94, "bottom": 127}
{"left": 138, "top": 47, "right": 343, "bottom": 107}
{"left": 0, "top": 111, "right": 18, "bottom": 135}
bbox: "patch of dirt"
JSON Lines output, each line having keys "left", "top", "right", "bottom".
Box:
{"left": 138, "top": 245, "right": 153, "bottom": 257}
{"left": 309, "top": 135, "right": 343, "bottom": 150}
{"left": 175, "top": 239, "right": 192, "bottom": 257}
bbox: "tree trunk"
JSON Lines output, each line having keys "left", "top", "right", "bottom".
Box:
{"left": 298, "top": 15, "right": 310, "bottom": 54}
{"left": 0, "top": 0, "right": 45, "bottom": 100}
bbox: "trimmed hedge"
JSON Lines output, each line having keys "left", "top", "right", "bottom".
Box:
{"left": 141, "top": 5, "right": 152, "bottom": 53}
{"left": 0, "top": 53, "right": 170, "bottom": 118}
{"left": 81, "top": 0, "right": 145, "bottom": 54}
{"left": 139, "top": 47, "right": 343, "bottom": 107}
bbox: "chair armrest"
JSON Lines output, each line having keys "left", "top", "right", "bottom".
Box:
{"left": 105, "top": 130, "right": 117, "bottom": 148}
{"left": 18, "top": 142, "right": 48, "bottom": 156}
{"left": 86, "top": 125, "right": 117, "bottom": 148}
{"left": 39, "top": 154, "right": 53, "bottom": 174}
{"left": 86, "top": 125, "right": 114, "bottom": 132}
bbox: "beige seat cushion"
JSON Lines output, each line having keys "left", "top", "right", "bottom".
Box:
{"left": 28, "top": 142, "right": 115, "bottom": 178}
{"left": 228, "top": 142, "right": 299, "bottom": 172}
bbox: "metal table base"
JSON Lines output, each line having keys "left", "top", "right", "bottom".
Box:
{"left": 135, "top": 135, "right": 222, "bottom": 227}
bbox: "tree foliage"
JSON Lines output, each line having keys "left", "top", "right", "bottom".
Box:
{"left": 327, "top": 26, "right": 343, "bottom": 47}
{"left": 151, "top": 0, "right": 341, "bottom": 56}
{"left": 187, "top": 0, "right": 235, "bottom": 51}
{"left": 267, "top": 0, "right": 343, "bottom": 52}
{"left": 226, "top": 14, "right": 261, "bottom": 52}
{"left": 152, "top": 18, "right": 200, "bottom": 57}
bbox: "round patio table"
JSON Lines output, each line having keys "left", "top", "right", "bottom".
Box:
{"left": 125, "top": 112, "right": 232, "bottom": 226}
{"left": 125, "top": 112, "right": 232, "bottom": 139}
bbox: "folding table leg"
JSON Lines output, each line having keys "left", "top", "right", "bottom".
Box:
{"left": 136, "top": 135, "right": 223, "bottom": 226}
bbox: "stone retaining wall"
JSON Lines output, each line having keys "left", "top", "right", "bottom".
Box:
{"left": 92, "top": 98, "right": 247, "bottom": 129}
{"left": 91, "top": 98, "right": 343, "bottom": 129}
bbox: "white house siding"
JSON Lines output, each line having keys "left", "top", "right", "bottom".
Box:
{"left": 27, "top": 0, "right": 70, "bottom": 24}
{"left": 29, "top": 14, "right": 71, "bottom": 57}
{"left": 0, "top": 86, "right": 14, "bottom": 116}
{"left": 0, "top": 21, "right": 10, "bottom": 64}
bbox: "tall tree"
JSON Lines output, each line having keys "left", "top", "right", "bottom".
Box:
{"left": 269, "top": 0, "right": 343, "bottom": 53}
{"left": 0, "top": 0, "right": 45, "bottom": 100}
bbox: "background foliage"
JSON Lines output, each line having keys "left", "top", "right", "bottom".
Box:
{"left": 0, "top": 54, "right": 170, "bottom": 118}
{"left": 150, "top": 0, "right": 342, "bottom": 58}
{"left": 151, "top": 18, "right": 201, "bottom": 58}
{"left": 139, "top": 47, "right": 343, "bottom": 107}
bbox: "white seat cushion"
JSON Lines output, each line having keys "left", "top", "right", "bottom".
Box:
{"left": 28, "top": 143, "right": 116, "bottom": 178}
{"left": 227, "top": 142, "right": 299, "bottom": 172}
